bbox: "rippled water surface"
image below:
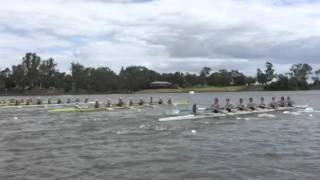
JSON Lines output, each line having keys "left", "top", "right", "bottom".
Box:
{"left": 1, "top": 91, "right": 320, "bottom": 179}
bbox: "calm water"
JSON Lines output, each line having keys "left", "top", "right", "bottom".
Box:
{"left": 0, "top": 91, "right": 320, "bottom": 180}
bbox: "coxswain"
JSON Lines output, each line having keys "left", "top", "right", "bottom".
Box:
{"left": 37, "top": 99, "right": 42, "bottom": 105}
{"left": 158, "top": 98, "right": 163, "bottom": 105}
{"left": 106, "top": 98, "right": 112, "bottom": 107}
{"left": 278, "top": 96, "right": 286, "bottom": 107}
{"left": 258, "top": 97, "right": 266, "bottom": 109}
{"left": 247, "top": 97, "right": 256, "bottom": 110}
{"left": 237, "top": 98, "right": 246, "bottom": 111}
{"left": 167, "top": 98, "right": 172, "bottom": 105}
{"left": 286, "top": 96, "right": 294, "bottom": 107}
{"left": 211, "top": 98, "right": 221, "bottom": 113}
{"left": 149, "top": 97, "right": 153, "bottom": 105}
{"left": 269, "top": 97, "right": 277, "bottom": 109}
{"left": 225, "top": 98, "right": 234, "bottom": 112}
{"left": 117, "top": 98, "right": 124, "bottom": 107}
{"left": 138, "top": 98, "right": 144, "bottom": 106}
{"left": 192, "top": 104, "right": 198, "bottom": 115}
{"left": 94, "top": 100, "right": 100, "bottom": 108}
{"left": 129, "top": 98, "right": 134, "bottom": 106}
{"left": 26, "top": 99, "right": 30, "bottom": 105}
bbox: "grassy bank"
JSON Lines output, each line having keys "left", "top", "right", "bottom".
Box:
{"left": 136, "top": 86, "right": 260, "bottom": 94}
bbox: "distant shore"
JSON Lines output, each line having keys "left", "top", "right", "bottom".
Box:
{"left": 2, "top": 86, "right": 320, "bottom": 96}
{"left": 136, "top": 86, "right": 263, "bottom": 94}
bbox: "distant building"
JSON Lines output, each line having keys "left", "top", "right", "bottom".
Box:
{"left": 149, "top": 81, "right": 177, "bottom": 89}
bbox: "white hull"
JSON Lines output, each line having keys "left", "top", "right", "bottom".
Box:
{"left": 158, "top": 107, "right": 296, "bottom": 122}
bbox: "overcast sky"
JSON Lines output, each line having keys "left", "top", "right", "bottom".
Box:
{"left": 0, "top": 0, "right": 320, "bottom": 75}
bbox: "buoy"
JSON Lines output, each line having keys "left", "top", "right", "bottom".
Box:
{"left": 189, "top": 91, "right": 195, "bottom": 95}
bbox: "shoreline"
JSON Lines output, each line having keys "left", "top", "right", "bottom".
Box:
{"left": 2, "top": 86, "right": 320, "bottom": 96}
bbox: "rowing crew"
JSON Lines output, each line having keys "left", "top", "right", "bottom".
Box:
{"left": 92, "top": 97, "right": 173, "bottom": 108}
{"left": 0, "top": 97, "right": 173, "bottom": 107}
{"left": 193, "top": 96, "right": 294, "bottom": 115}
{"left": 211, "top": 96, "right": 294, "bottom": 113}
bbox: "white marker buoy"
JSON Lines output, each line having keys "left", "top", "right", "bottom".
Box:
{"left": 189, "top": 91, "right": 195, "bottom": 95}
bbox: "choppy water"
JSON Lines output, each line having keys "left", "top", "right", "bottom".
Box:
{"left": 1, "top": 91, "right": 320, "bottom": 180}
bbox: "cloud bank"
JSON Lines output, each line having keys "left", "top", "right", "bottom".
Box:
{"left": 0, "top": 0, "right": 320, "bottom": 75}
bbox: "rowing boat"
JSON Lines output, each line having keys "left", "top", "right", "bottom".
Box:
{"left": 158, "top": 107, "right": 296, "bottom": 122}
{"left": 0, "top": 102, "right": 93, "bottom": 109}
{"left": 48, "top": 104, "right": 154, "bottom": 113}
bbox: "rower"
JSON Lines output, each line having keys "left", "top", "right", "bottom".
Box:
{"left": 286, "top": 96, "right": 294, "bottom": 107}
{"left": 26, "top": 99, "right": 30, "bottom": 105}
{"left": 278, "top": 96, "right": 286, "bottom": 107}
{"left": 57, "top": 99, "right": 62, "bottom": 104}
{"left": 149, "top": 97, "right": 153, "bottom": 105}
{"left": 269, "top": 97, "right": 277, "bottom": 109}
{"left": 106, "top": 98, "right": 112, "bottom": 107}
{"left": 237, "top": 98, "right": 246, "bottom": 111}
{"left": 48, "top": 98, "right": 51, "bottom": 104}
{"left": 158, "top": 98, "right": 163, "bottom": 105}
{"left": 94, "top": 100, "right": 100, "bottom": 108}
{"left": 129, "top": 98, "right": 134, "bottom": 106}
{"left": 247, "top": 97, "right": 256, "bottom": 110}
{"left": 167, "top": 98, "right": 172, "bottom": 105}
{"left": 67, "top": 98, "right": 71, "bottom": 104}
{"left": 37, "top": 99, "right": 42, "bottom": 105}
{"left": 85, "top": 98, "right": 89, "bottom": 103}
{"left": 211, "top": 98, "right": 221, "bottom": 113}
{"left": 225, "top": 98, "right": 234, "bottom": 112}
{"left": 192, "top": 104, "right": 198, "bottom": 115}
{"left": 258, "top": 97, "right": 266, "bottom": 109}
{"left": 76, "top": 98, "right": 80, "bottom": 103}
{"left": 15, "top": 100, "right": 20, "bottom": 106}
{"left": 138, "top": 98, "right": 144, "bottom": 106}
{"left": 117, "top": 98, "right": 124, "bottom": 107}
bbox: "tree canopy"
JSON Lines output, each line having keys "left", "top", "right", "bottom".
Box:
{"left": 0, "top": 53, "right": 318, "bottom": 93}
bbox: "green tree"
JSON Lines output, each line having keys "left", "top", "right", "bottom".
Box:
{"left": 245, "top": 76, "right": 256, "bottom": 86}
{"left": 21, "top": 53, "right": 41, "bottom": 88}
{"left": 91, "top": 67, "right": 119, "bottom": 92}
{"left": 120, "top": 66, "right": 160, "bottom": 91}
{"left": 39, "top": 58, "right": 57, "bottom": 88}
{"left": 12, "top": 64, "right": 25, "bottom": 89}
{"left": 257, "top": 68, "right": 267, "bottom": 85}
{"left": 265, "top": 61, "right": 276, "bottom": 83}
{"left": 208, "top": 69, "right": 232, "bottom": 86}
{"left": 71, "top": 62, "right": 85, "bottom": 91}
{"left": 231, "top": 70, "right": 246, "bottom": 86}
{"left": 160, "top": 72, "right": 185, "bottom": 87}
{"left": 266, "top": 74, "right": 292, "bottom": 90}
{"left": 289, "top": 63, "right": 312, "bottom": 89}
{"left": 312, "top": 69, "right": 320, "bottom": 86}
{"left": 199, "top": 67, "right": 211, "bottom": 86}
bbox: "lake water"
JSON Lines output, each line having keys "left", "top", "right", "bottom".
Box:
{"left": 0, "top": 91, "right": 320, "bottom": 179}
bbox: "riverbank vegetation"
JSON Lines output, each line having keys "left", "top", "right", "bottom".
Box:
{"left": 0, "top": 53, "right": 319, "bottom": 95}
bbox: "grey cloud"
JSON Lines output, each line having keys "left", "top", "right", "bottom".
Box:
{"left": 146, "top": 23, "right": 320, "bottom": 65}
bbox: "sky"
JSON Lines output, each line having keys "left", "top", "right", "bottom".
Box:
{"left": 0, "top": 0, "right": 320, "bottom": 75}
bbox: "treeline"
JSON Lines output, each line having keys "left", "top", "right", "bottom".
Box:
{"left": 256, "top": 62, "right": 320, "bottom": 90}
{"left": 0, "top": 53, "right": 319, "bottom": 93}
